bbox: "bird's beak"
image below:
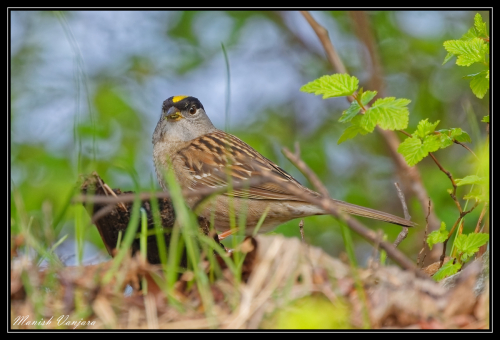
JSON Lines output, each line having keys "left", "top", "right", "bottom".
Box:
{"left": 165, "top": 107, "right": 182, "bottom": 121}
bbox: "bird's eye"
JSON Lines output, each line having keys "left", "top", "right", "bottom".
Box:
{"left": 189, "top": 106, "right": 197, "bottom": 115}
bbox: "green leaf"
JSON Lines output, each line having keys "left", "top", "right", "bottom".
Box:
{"left": 443, "top": 52, "right": 455, "bottom": 65}
{"left": 338, "top": 89, "right": 379, "bottom": 124}
{"left": 437, "top": 128, "right": 471, "bottom": 144}
{"left": 470, "top": 70, "right": 489, "bottom": 99}
{"left": 300, "top": 74, "right": 359, "bottom": 98}
{"left": 443, "top": 38, "right": 487, "bottom": 66}
{"left": 422, "top": 134, "right": 441, "bottom": 153}
{"left": 437, "top": 133, "right": 454, "bottom": 149}
{"left": 455, "top": 175, "right": 486, "bottom": 186}
{"left": 359, "top": 108, "right": 379, "bottom": 132}
{"left": 339, "top": 102, "right": 361, "bottom": 123}
{"left": 450, "top": 128, "right": 472, "bottom": 143}
{"left": 449, "top": 128, "right": 463, "bottom": 138}
{"left": 360, "top": 90, "right": 377, "bottom": 105}
{"left": 364, "top": 97, "right": 410, "bottom": 131}
{"left": 454, "top": 233, "right": 489, "bottom": 262}
{"left": 432, "top": 259, "right": 461, "bottom": 281}
{"left": 482, "top": 115, "right": 489, "bottom": 123}
{"left": 463, "top": 191, "right": 489, "bottom": 203}
{"left": 474, "top": 13, "right": 488, "bottom": 36}
{"left": 460, "top": 27, "right": 481, "bottom": 41}
{"left": 398, "top": 133, "right": 442, "bottom": 166}
{"left": 427, "top": 222, "right": 449, "bottom": 250}
{"left": 337, "top": 116, "right": 369, "bottom": 144}
{"left": 397, "top": 137, "right": 427, "bottom": 166}
{"left": 414, "top": 119, "right": 440, "bottom": 138}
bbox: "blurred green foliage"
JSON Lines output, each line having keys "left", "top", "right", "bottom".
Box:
{"left": 11, "top": 10, "right": 489, "bottom": 265}
{"left": 262, "top": 295, "right": 351, "bottom": 329}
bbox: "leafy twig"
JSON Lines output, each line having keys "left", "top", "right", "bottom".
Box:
{"left": 439, "top": 201, "right": 479, "bottom": 267}
{"left": 299, "top": 11, "right": 442, "bottom": 244}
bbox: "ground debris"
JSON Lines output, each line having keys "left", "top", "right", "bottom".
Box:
{"left": 10, "top": 173, "right": 489, "bottom": 329}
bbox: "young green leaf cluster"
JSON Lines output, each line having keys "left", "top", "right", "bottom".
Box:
{"left": 426, "top": 222, "right": 448, "bottom": 250}
{"left": 397, "top": 119, "right": 470, "bottom": 166}
{"left": 457, "top": 175, "right": 489, "bottom": 203}
{"left": 299, "top": 14, "right": 489, "bottom": 283}
{"left": 430, "top": 228, "right": 489, "bottom": 281}
{"left": 432, "top": 259, "right": 462, "bottom": 282}
{"left": 443, "top": 13, "right": 490, "bottom": 99}
{"left": 300, "top": 74, "right": 411, "bottom": 144}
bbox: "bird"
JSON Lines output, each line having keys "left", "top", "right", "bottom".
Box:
{"left": 152, "top": 95, "right": 416, "bottom": 237}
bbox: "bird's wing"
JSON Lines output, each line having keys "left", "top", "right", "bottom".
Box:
{"left": 176, "top": 130, "right": 316, "bottom": 201}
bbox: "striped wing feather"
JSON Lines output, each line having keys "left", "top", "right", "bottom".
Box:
{"left": 177, "top": 130, "right": 310, "bottom": 201}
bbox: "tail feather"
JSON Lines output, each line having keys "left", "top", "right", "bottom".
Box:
{"left": 329, "top": 198, "right": 417, "bottom": 228}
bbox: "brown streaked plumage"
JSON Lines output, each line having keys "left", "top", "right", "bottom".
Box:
{"left": 152, "top": 96, "right": 417, "bottom": 235}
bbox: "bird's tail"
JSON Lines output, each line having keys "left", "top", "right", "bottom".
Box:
{"left": 328, "top": 198, "right": 417, "bottom": 227}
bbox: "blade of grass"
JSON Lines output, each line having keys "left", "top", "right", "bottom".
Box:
{"left": 221, "top": 42, "right": 231, "bottom": 133}
{"left": 149, "top": 181, "right": 169, "bottom": 270}
{"left": 103, "top": 194, "right": 141, "bottom": 285}
{"left": 140, "top": 207, "right": 148, "bottom": 294}
{"left": 339, "top": 221, "right": 371, "bottom": 329}
{"left": 74, "top": 205, "right": 85, "bottom": 265}
{"left": 164, "top": 166, "right": 217, "bottom": 327}
{"left": 252, "top": 205, "right": 271, "bottom": 237}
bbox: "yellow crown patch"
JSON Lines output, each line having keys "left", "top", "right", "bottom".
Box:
{"left": 172, "top": 95, "right": 189, "bottom": 103}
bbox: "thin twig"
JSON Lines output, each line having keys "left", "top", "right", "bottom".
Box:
{"left": 453, "top": 140, "right": 479, "bottom": 159}
{"left": 417, "top": 199, "right": 432, "bottom": 268}
{"left": 75, "top": 177, "right": 269, "bottom": 206}
{"left": 428, "top": 152, "right": 462, "bottom": 214}
{"left": 78, "top": 177, "right": 270, "bottom": 223}
{"left": 348, "top": 11, "right": 384, "bottom": 98}
{"left": 258, "top": 158, "right": 425, "bottom": 277}
{"left": 440, "top": 219, "right": 462, "bottom": 268}
{"left": 282, "top": 146, "right": 330, "bottom": 197}
{"left": 393, "top": 229, "right": 409, "bottom": 249}
{"left": 474, "top": 203, "right": 488, "bottom": 233}
{"left": 393, "top": 183, "right": 410, "bottom": 248}
{"left": 102, "top": 183, "right": 128, "bottom": 212}
{"left": 300, "top": 11, "right": 349, "bottom": 75}
{"left": 299, "top": 219, "right": 305, "bottom": 242}
{"left": 368, "top": 229, "right": 383, "bottom": 269}
{"left": 439, "top": 201, "right": 479, "bottom": 267}
{"left": 394, "top": 182, "right": 411, "bottom": 220}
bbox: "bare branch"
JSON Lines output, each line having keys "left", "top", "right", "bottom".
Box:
{"left": 254, "top": 173, "right": 425, "bottom": 277}
{"left": 474, "top": 203, "right": 488, "bottom": 233}
{"left": 395, "top": 182, "right": 411, "bottom": 221}
{"left": 417, "top": 199, "right": 432, "bottom": 268}
{"left": 282, "top": 146, "right": 330, "bottom": 197}
{"left": 300, "top": 11, "right": 349, "bottom": 75}
{"left": 393, "top": 182, "right": 410, "bottom": 248}
{"left": 428, "top": 153, "right": 462, "bottom": 214}
{"left": 282, "top": 145, "right": 420, "bottom": 273}
{"left": 299, "top": 219, "right": 305, "bottom": 242}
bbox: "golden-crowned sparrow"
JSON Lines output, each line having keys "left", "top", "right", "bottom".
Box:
{"left": 152, "top": 96, "right": 416, "bottom": 236}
